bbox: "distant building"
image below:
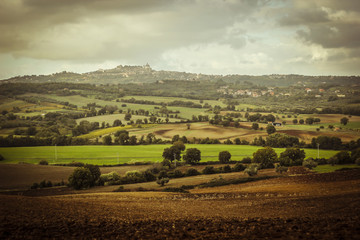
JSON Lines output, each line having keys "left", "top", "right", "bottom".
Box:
{"left": 272, "top": 122, "right": 282, "bottom": 127}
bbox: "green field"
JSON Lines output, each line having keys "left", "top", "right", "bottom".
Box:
{"left": 0, "top": 145, "right": 339, "bottom": 165}
{"left": 313, "top": 164, "right": 360, "bottom": 173}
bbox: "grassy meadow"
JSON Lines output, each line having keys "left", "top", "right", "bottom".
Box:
{"left": 0, "top": 144, "right": 339, "bottom": 165}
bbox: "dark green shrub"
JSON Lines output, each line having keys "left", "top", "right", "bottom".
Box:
{"left": 67, "top": 162, "right": 85, "bottom": 167}
{"left": 168, "top": 170, "right": 184, "bottom": 178}
{"left": 334, "top": 151, "right": 353, "bottom": 164}
{"left": 202, "top": 166, "right": 216, "bottom": 174}
{"left": 232, "top": 163, "right": 246, "bottom": 172}
{"left": 142, "top": 170, "right": 156, "bottom": 181}
{"left": 302, "top": 158, "right": 318, "bottom": 169}
{"left": 222, "top": 165, "right": 232, "bottom": 173}
{"left": 185, "top": 168, "right": 200, "bottom": 176}
{"left": 39, "top": 160, "right": 49, "bottom": 165}
{"left": 163, "top": 187, "right": 189, "bottom": 193}
{"left": 0, "top": 154, "right": 5, "bottom": 161}
{"left": 275, "top": 165, "right": 288, "bottom": 174}
{"left": 241, "top": 157, "right": 252, "bottom": 164}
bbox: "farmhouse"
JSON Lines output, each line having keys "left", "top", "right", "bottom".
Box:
{"left": 272, "top": 122, "right": 282, "bottom": 127}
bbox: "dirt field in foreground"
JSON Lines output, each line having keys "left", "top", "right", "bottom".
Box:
{"left": 1, "top": 169, "right": 360, "bottom": 239}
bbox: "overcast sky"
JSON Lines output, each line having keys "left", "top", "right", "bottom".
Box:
{"left": 1, "top": 0, "right": 360, "bottom": 79}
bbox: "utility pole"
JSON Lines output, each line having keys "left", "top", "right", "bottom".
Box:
{"left": 117, "top": 152, "right": 119, "bottom": 165}
{"left": 54, "top": 144, "right": 57, "bottom": 163}
{"left": 317, "top": 143, "right": 320, "bottom": 159}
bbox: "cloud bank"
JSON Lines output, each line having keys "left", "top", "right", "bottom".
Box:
{"left": 0, "top": 0, "right": 359, "bottom": 79}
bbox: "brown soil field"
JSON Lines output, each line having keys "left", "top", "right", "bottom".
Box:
{"left": 1, "top": 169, "right": 360, "bottom": 239}
{"left": 0, "top": 164, "right": 151, "bottom": 190}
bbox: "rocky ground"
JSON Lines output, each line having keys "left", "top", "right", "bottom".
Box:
{"left": 1, "top": 169, "right": 360, "bottom": 239}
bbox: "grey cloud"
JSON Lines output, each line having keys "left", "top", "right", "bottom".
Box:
{"left": 278, "top": 8, "right": 329, "bottom": 26}
{"left": 297, "top": 22, "right": 360, "bottom": 49}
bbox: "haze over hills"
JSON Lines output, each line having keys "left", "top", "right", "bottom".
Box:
{"left": 1, "top": 64, "right": 359, "bottom": 87}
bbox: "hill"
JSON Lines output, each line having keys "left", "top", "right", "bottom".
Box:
{"left": 2, "top": 64, "right": 359, "bottom": 87}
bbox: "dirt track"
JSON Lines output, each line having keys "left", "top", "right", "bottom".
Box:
{"left": 1, "top": 169, "right": 360, "bottom": 239}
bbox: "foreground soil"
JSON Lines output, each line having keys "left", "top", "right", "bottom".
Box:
{"left": 1, "top": 169, "right": 360, "bottom": 239}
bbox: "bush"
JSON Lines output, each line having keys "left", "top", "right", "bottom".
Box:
{"left": 156, "top": 177, "right": 169, "bottom": 186}
{"left": 202, "top": 166, "right": 217, "bottom": 174}
{"left": 333, "top": 151, "right": 353, "bottom": 164}
{"left": 142, "top": 170, "right": 156, "bottom": 181}
{"left": 241, "top": 157, "right": 252, "bottom": 164}
{"left": 124, "top": 170, "right": 145, "bottom": 183}
{"left": 100, "top": 171, "right": 121, "bottom": 183}
{"left": 168, "top": 170, "right": 184, "bottom": 178}
{"left": 185, "top": 168, "right": 200, "bottom": 176}
{"left": 68, "top": 167, "right": 93, "bottom": 190}
{"left": 183, "top": 148, "right": 201, "bottom": 165}
{"left": 39, "top": 160, "right": 49, "bottom": 165}
{"left": 244, "top": 164, "right": 259, "bottom": 176}
{"left": 0, "top": 154, "right": 4, "bottom": 161}
{"left": 221, "top": 165, "right": 232, "bottom": 173}
{"left": 275, "top": 165, "right": 288, "bottom": 174}
{"left": 302, "top": 158, "right": 318, "bottom": 169}
{"left": 232, "top": 163, "right": 246, "bottom": 172}
{"left": 84, "top": 164, "right": 101, "bottom": 186}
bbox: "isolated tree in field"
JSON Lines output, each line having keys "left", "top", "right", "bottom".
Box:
{"left": 113, "top": 119, "right": 122, "bottom": 127}
{"left": 219, "top": 151, "right": 231, "bottom": 163}
{"left": 183, "top": 148, "right": 201, "bottom": 165}
{"left": 266, "top": 124, "right": 276, "bottom": 135}
{"left": 187, "top": 123, "right": 191, "bottom": 130}
{"left": 252, "top": 123, "right": 259, "bottom": 130}
{"left": 341, "top": 117, "right": 349, "bottom": 126}
{"left": 252, "top": 147, "right": 277, "bottom": 169}
{"left": 68, "top": 167, "right": 93, "bottom": 190}
{"left": 103, "top": 135, "right": 112, "bottom": 145}
{"left": 279, "top": 148, "right": 305, "bottom": 167}
{"left": 292, "top": 119, "right": 298, "bottom": 124}
{"left": 299, "top": 119, "right": 304, "bottom": 124}
{"left": 124, "top": 113, "right": 132, "bottom": 121}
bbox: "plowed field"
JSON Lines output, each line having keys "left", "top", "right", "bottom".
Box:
{"left": 1, "top": 169, "right": 360, "bottom": 239}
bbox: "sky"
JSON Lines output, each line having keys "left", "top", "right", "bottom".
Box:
{"left": 0, "top": 0, "right": 360, "bottom": 79}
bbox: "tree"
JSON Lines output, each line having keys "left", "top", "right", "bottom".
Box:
{"left": 252, "top": 123, "right": 259, "bottom": 130}
{"left": 252, "top": 147, "right": 277, "bottom": 169}
{"left": 341, "top": 117, "right": 349, "bottom": 126}
{"left": 84, "top": 164, "right": 101, "bottom": 186}
{"left": 305, "top": 117, "right": 314, "bottom": 125}
{"left": 334, "top": 151, "right": 352, "bottom": 164}
{"left": 124, "top": 113, "right": 132, "bottom": 121}
{"left": 0, "top": 154, "right": 4, "bottom": 161}
{"left": 103, "top": 135, "right": 112, "bottom": 145}
{"left": 279, "top": 148, "right": 305, "bottom": 167}
{"left": 219, "top": 151, "right": 231, "bottom": 163}
{"left": 292, "top": 119, "right": 298, "bottom": 124}
{"left": 113, "top": 119, "right": 122, "bottom": 127}
{"left": 299, "top": 119, "right": 304, "bottom": 124}
{"left": 183, "top": 148, "right": 201, "bottom": 165}
{"left": 266, "top": 124, "right": 276, "bottom": 135}
{"left": 68, "top": 167, "right": 93, "bottom": 190}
